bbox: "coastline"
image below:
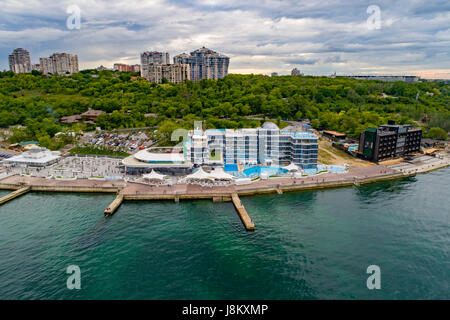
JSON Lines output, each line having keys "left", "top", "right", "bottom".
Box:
{"left": 1, "top": 160, "right": 448, "bottom": 200}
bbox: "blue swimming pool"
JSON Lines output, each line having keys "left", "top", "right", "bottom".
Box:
{"left": 223, "top": 164, "right": 238, "bottom": 172}
{"left": 304, "top": 168, "right": 318, "bottom": 175}
{"left": 303, "top": 165, "right": 347, "bottom": 175}
{"left": 328, "top": 165, "right": 347, "bottom": 173}
{"left": 242, "top": 166, "right": 288, "bottom": 177}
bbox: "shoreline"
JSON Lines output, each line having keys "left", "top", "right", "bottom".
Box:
{"left": 1, "top": 160, "right": 448, "bottom": 200}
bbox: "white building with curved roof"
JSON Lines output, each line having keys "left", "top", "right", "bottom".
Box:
{"left": 122, "top": 148, "right": 190, "bottom": 175}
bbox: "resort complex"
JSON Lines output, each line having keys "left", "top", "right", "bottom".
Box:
{"left": 0, "top": 118, "right": 449, "bottom": 234}
{"left": 185, "top": 122, "right": 318, "bottom": 167}
{"left": 122, "top": 122, "right": 319, "bottom": 175}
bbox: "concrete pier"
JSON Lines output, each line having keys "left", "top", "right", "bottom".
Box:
{"left": 0, "top": 186, "right": 31, "bottom": 206}
{"left": 104, "top": 194, "right": 124, "bottom": 216}
{"left": 231, "top": 193, "right": 255, "bottom": 231}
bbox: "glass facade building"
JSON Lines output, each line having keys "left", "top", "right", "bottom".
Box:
{"left": 185, "top": 123, "right": 318, "bottom": 168}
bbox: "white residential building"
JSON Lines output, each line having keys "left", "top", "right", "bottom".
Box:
{"left": 8, "top": 48, "right": 32, "bottom": 73}
{"left": 40, "top": 53, "right": 79, "bottom": 75}
{"left": 185, "top": 122, "right": 318, "bottom": 168}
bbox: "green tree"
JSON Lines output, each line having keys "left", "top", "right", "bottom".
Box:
{"left": 427, "top": 127, "right": 448, "bottom": 140}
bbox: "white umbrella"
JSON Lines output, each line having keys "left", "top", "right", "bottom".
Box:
{"left": 282, "top": 163, "right": 301, "bottom": 172}
{"left": 210, "top": 168, "right": 235, "bottom": 180}
{"left": 184, "top": 167, "right": 214, "bottom": 181}
{"left": 142, "top": 169, "right": 167, "bottom": 181}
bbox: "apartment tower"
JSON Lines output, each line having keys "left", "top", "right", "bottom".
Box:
{"left": 8, "top": 48, "right": 32, "bottom": 73}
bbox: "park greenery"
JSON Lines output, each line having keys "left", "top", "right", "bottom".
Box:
{"left": 0, "top": 69, "right": 449, "bottom": 150}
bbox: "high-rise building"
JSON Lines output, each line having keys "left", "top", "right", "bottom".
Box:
{"left": 140, "top": 51, "right": 170, "bottom": 79}
{"left": 140, "top": 51, "right": 189, "bottom": 83}
{"left": 173, "top": 47, "right": 229, "bottom": 82}
{"left": 114, "top": 63, "right": 140, "bottom": 72}
{"left": 39, "top": 57, "right": 53, "bottom": 75}
{"left": 8, "top": 48, "right": 32, "bottom": 73}
{"left": 143, "top": 63, "right": 190, "bottom": 84}
{"left": 141, "top": 51, "right": 169, "bottom": 65}
{"left": 291, "top": 68, "right": 302, "bottom": 76}
{"left": 358, "top": 122, "right": 422, "bottom": 162}
{"left": 40, "top": 53, "right": 79, "bottom": 75}
{"left": 185, "top": 122, "right": 318, "bottom": 168}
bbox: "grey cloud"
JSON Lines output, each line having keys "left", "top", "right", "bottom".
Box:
{"left": 0, "top": 0, "right": 449, "bottom": 78}
{"left": 284, "top": 57, "right": 319, "bottom": 65}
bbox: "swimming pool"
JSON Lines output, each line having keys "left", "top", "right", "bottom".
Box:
{"left": 224, "top": 164, "right": 238, "bottom": 172}
{"left": 304, "top": 168, "right": 318, "bottom": 175}
{"left": 347, "top": 144, "right": 358, "bottom": 151}
{"left": 242, "top": 166, "right": 288, "bottom": 177}
{"left": 328, "top": 165, "right": 347, "bottom": 173}
{"left": 303, "top": 165, "right": 347, "bottom": 175}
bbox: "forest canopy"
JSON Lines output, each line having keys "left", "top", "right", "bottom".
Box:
{"left": 0, "top": 70, "right": 449, "bottom": 148}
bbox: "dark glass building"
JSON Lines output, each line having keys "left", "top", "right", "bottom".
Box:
{"left": 359, "top": 122, "right": 422, "bottom": 162}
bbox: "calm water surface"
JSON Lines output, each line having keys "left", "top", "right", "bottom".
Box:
{"left": 0, "top": 168, "right": 449, "bottom": 299}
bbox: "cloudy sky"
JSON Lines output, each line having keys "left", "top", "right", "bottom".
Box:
{"left": 1, "top": 0, "right": 449, "bottom": 78}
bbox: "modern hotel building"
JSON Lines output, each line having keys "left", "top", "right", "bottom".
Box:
{"left": 122, "top": 123, "right": 318, "bottom": 174}
{"left": 359, "top": 122, "right": 422, "bottom": 162}
{"left": 185, "top": 122, "right": 318, "bottom": 168}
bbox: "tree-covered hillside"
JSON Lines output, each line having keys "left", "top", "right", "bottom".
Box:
{"left": 0, "top": 69, "right": 449, "bottom": 148}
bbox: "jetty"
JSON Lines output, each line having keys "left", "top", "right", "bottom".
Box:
{"left": 231, "top": 193, "right": 255, "bottom": 231}
{"left": 104, "top": 193, "right": 124, "bottom": 216}
{"left": 0, "top": 186, "right": 31, "bottom": 206}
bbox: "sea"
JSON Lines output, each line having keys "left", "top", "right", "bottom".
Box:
{"left": 0, "top": 167, "right": 449, "bottom": 299}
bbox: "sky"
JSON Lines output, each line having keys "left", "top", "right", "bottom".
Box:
{"left": 1, "top": 0, "right": 449, "bottom": 78}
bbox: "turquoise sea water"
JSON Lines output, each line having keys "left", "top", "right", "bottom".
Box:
{"left": 0, "top": 167, "right": 449, "bottom": 299}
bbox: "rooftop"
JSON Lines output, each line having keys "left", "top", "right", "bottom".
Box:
{"left": 19, "top": 140, "right": 39, "bottom": 146}
{"left": 323, "top": 130, "right": 346, "bottom": 137}
{"left": 81, "top": 109, "right": 105, "bottom": 117}
{"left": 133, "top": 149, "right": 185, "bottom": 163}
{"left": 3, "top": 148, "right": 60, "bottom": 164}
{"left": 261, "top": 122, "right": 279, "bottom": 130}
